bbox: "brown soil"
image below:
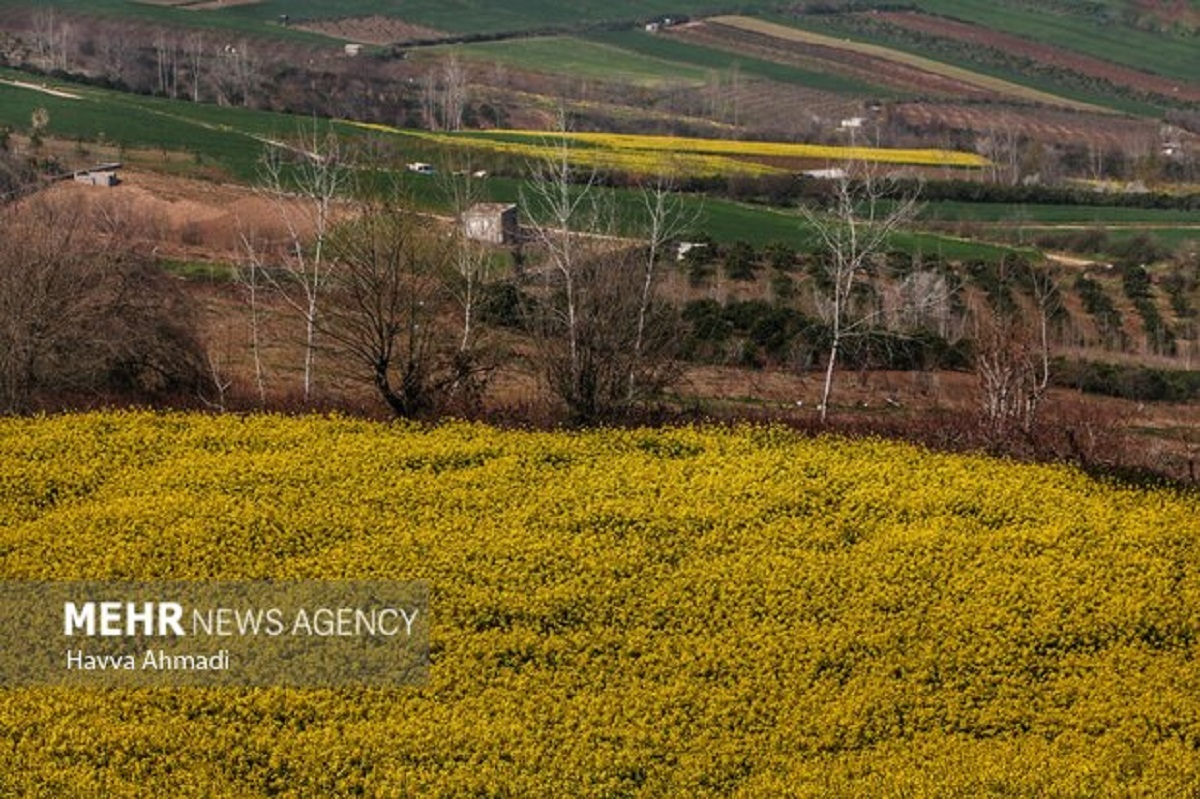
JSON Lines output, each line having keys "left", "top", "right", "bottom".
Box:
{"left": 875, "top": 11, "right": 1200, "bottom": 103}
{"left": 294, "top": 16, "right": 447, "bottom": 45}
{"left": 670, "top": 21, "right": 1000, "bottom": 101}
{"left": 1133, "top": 0, "right": 1200, "bottom": 31}
{"left": 721, "top": 81, "right": 863, "bottom": 136}
{"left": 888, "top": 102, "right": 1161, "bottom": 150}
{"left": 22, "top": 161, "right": 1198, "bottom": 480}
{"left": 34, "top": 169, "right": 333, "bottom": 262}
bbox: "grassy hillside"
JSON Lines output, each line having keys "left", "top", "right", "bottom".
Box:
{"left": 0, "top": 71, "right": 1023, "bottom": 261}
{"left": 2, "top": 412, "right": 1199, "bottom": 796}
{"left": 0, "top": 70, "right": 352, "bottom": 179}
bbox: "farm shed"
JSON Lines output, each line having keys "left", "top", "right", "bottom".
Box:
{"left": 802, "top": 167, "right": 848, "bottom": 180}
{"left": 462, "top": 203, "right": 519, "bottom": 245}
{"left": 676, "top": 241, "right": 708, "bottom": 261}
{"left": 72, "top": 164, "right": 121, "bottom": 187}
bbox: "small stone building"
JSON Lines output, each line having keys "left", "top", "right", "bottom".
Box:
{"left": 73, "top": 166, "right": 120, "bottom": 187}
{"left": 462, "top": 203, "right": 519, "bottom": 245}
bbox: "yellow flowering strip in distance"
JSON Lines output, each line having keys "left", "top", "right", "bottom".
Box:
{"left": 346, "top": 121, "right": 781, "bottom": 177}
{"left": 519, "top": 129, "right": 991, "bottom": 168}
{"left": 344, "top": 121, "right": 988, "bottom": 177}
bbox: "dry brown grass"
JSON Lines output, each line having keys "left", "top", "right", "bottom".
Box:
{"left": 31, "top": 165, "right": 1198, "bottom": 482}
{"left": 293, "top": 16, "right": 447, "bottom": 46}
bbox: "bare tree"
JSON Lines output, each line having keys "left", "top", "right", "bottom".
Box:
{"left": 29, "top": 107, "right": 49, "bottom": 150}
{"left": 438, "top": 163, "right": 492, "bottom": 352}
{"left": 630, "top": 172, "right": 695, "bottom": 401}
{"left": 528, "top": 245, "right": 681, "bottom": 421}
{"left": 231, "top": 40, "right": 260, "bottom": 108}
{"left": 183, "top": 32, "right": 206, "bottom": 102}
{"left": 31, "top": 9, "right": 71, "bottom": 71}
{"left": 978, "top": 117, "right": 1024, "bottom": 186}
{"left": 420, "top": 70, "right": 439, "bottom": 130}
{"left": 728, "top": 61, "right": 741, "bottom": 129}
{"left": 440, "top": 53, "right": 468, "bottom": 132}
{"left": 435, "top": 162, "right": 502, "bottom": 410}
{"left": 321, "top": 207, "right": 456, "bottom": 418}
{"left": 251, "top": 126, "right": 352, "bottom": 402}
{"left": 0, "top": 197, "right": 206, "bottom": 412}
{"left": 521, "top": 121, "right": 682, "bottom": 421}
{"left": 211, "top": 40, "right": 258, "bottom": 107}
{"left": 890, "top": 268, "right": 953, "bottom": 335}
{"left": 800, "top": 165, "right": 921, "bottom": 421}
{"left": 98, "top": 31, "right": 131, "bottom": 86}
{"left": 234, "top": 227, "right": 272, "bottom": 406}
{"left": 31, "top": 8, "right": 55, "bottom": 69}
{"left": 521, "top": 119, "right": 602, "bottom": 414}
{"left": 0, "top": 148, "right": 35, "bottom": 202}
{"left": 975, "top": 313, "right": 1043, "bottom": 438}
{"left": 974, "top": 262, "right": 1063, "bottom": 437}
{"left": 154, "top": 29, "right": 180, "bottom": 99}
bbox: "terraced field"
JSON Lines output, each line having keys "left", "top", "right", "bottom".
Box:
{"left": 710, "top": 16, "right": 1112, "bottom": 113}
{"left": 588, "top": 29, "right": 884, "bottom": 97}
{"left": 875, "top": 10, "right": 1200, "bottom": 103}
{"left": 889, "top": 103, "right": 1165, "bottom": 153}
{"left": 909, "top": 0, "right": 1200, "bottom": 85}
{"left": 453, "top": 37, "right": 713, "bottom": 89}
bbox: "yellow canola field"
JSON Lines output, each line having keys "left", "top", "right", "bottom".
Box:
{"left": 1, "top": 411, "right": 1199, "bottom": 797}
{"left": 347, "top": 121, "right": 987, "bottom": 177}
{"left": 498, "top": 129, "right": 991, "bottom": 168}
{"left": 353, "top": 123, "right": 782, "bottom": 177}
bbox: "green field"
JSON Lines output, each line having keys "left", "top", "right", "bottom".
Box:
{"left": 220, "top": 0, "right": 789, "bottom": 33}
{"left": 0, "top": 82, "right": 258, "bottom": 178}
{"left": 0, "top": 0, "right": 792, "bottom": 36}
{"left": 0, "top": 71, "right": 383, "bottom": 179}
{"left": 910, "top": 0, "right": 1200, "bottom": 85}
{"left": 1025, "top": 226, "right": 1200, "bottom": 253}
{"left": 918, "top": 202, "right": 1200, "bottom": 225}
{"left": 454, "top": 31, "right": 885, "bottom": 94}
{"left": 759, "top": 13, "right": 1167, "bottom": 117}
{"left": 395, "top": 169, "right": 1016, "bottom": 259}
{"left": 0, "top": 71, "right": 1041, "bottom": 263}
{"left": 587, "top": 30, "right": 888, "bottom": 96}
{"left": 450, "top": 37, "right": 712, "bottom": 88}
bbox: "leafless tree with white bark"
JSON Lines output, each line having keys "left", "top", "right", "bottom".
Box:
{"left": 247, "top": 125, "right": 352, "bottom": 403}
{"left": 800, "top": 164, "right": 921, "bottom": 421}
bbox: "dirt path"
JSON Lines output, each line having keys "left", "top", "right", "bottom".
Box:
{"left": 0, "top": 79, "right": 81, "bottom": 100}
{"left": 1045, "top": 252, "right": 1106, "bottom": 269}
